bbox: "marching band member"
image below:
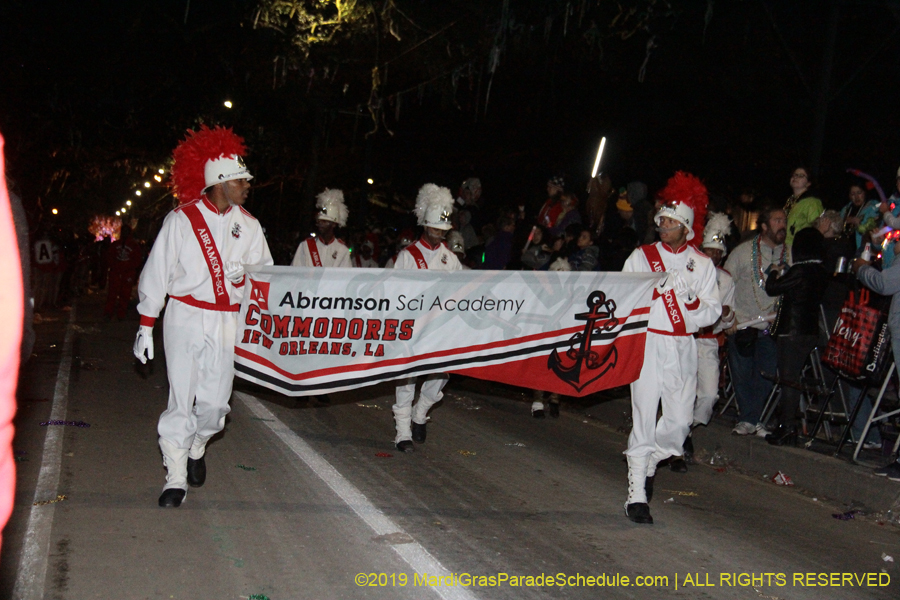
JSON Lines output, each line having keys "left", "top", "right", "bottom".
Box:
{"left": 291, "top": 189, "right": 352, "bottom": 268}
{"left": 392, "top": 184, "right": 462, "bottom": 452}
{"left": 672, "top": 213, "right": 735, "bottom": 471}
{"left": 134, "top": 126, "right": 273, "bottom": 507}
{"left": 621, "top": 172, "right": 721, "bottom": 524}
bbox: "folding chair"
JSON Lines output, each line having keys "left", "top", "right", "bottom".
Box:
{"left": 852, "top": 360, "right": 900, "bottom": 462}
{"left": 717, "top": 359, "right": 737, "bottom": 417}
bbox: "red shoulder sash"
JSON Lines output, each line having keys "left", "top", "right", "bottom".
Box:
{"left": 306, "top": 237, "right": 323, "bottom": 267}
{"left": 406, "top": 244, "right": 428, "bottom": 269}
{"left": 181, "top": 204, "right": 230, "bottom": 307}
{"left": 641, "top": 244, "right": 686, "bottom": 334}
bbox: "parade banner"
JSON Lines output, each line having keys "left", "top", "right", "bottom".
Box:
{"left": 234, "top": 265, "right": 662, "bottom": 397}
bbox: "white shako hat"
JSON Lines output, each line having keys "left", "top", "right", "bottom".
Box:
{"left": 654, "top": 171, "right": 708, "bottom": 242}
{"left": 203, "top": 154, "right": 252, "bottom": 192}
{"left": 701, "top": 212, "right": 733, "bottom": 255}
{"left": 446, "top": 230, "right": 466, "bottom": 256}
{"left": 315, "top": 188, "right": 349, "bottom": 227}
{"left": 414, "top": 183, "right": 454, "bottom": 230}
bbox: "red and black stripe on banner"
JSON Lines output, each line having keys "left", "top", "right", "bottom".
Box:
{"left": 234, "top": 318, "right": 648, "bottom": 397}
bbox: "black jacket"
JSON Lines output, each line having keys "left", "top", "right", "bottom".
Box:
{"left": 765, "top": 262, "right": 829, "bottom": 336}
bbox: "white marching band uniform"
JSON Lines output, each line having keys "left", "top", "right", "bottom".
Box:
{"left": 392, "top": 238, "right": 462, "bottom": 444}
{"left": 138, "top": 197, "right": 272, "bottom": 492}
{"left": 693, "top": 267, "right": 735, "bottom": 426}
{"left": 622, "top": 241, "right": 721, "bottom": 500}
{"left": 291, "top": 236, "right": 352, "bottom": 268}
{"left": 353, "top": 254, "right": 379, "bottom": 268}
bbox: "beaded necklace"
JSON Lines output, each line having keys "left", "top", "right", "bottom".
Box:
{"left": 784, "top": 194, "right": 798, "bottom": 216}
{"left": 751, "top": 234, "right": 786, "bottom": 290}
{"left": 749, "top": 235, "right": 786, "bottom": 333}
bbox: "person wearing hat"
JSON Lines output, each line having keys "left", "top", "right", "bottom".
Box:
{"left": 616, "top": 197, "right": 636, "bottom": 227}
{"left": 392, "top": 184, "right": 462, "bottom": 452}
{"left": 291, "top": 189, "right": 352, "bottom": 268}
{"left": 621, "top": 172, "right": 722, "bottom": 524}
{"left": 604, "top": 190, "right": 637, "bottom": 241}
{"left": 353, "top": 239, "right": 378, "bottom": 268}
{"left": 134, "top": 125, "right": 273, "bottom": 508}
{"left": 671, "top": 213, "right": 736, "bottom": 472}
{"left": 537, "top": 176, "right": 566, "bottom": 230}
{"left": 446, "top": 230, "right": 469, "bottom": 269}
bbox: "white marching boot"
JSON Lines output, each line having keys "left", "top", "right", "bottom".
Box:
{"left": 625, "top": 455, "right": 653, "bottom": 524}
{"left": 187, "top": 434, "right": 210, "bottom": 487}
{"left": 644, "top": 449, "right": 668, "bottom": 504}
{"left": 158, "top": 438, "right": 188, "bottom": 508}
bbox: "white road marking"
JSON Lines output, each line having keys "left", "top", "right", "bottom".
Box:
{"left": 235, "top": 391, "right": 481, "bottom": 600}
{"left": 14, "top": 306, "right": 77, "bottom": 600}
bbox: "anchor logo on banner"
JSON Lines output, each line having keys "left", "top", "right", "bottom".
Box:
{"left": 548, "top": 291, "right": 620, "bottom": 392}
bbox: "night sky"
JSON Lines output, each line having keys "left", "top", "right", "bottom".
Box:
{"left": 2, "top": 0, "right": 899, "bottom": 238}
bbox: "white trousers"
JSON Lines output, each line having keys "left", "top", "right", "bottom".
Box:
{"left": 393, "top": 374, "right": 448, "bottom": 444}
{"left": 626, "top": 333, "right": 697, "bottom": 459}
{"left": 158, "top": 300, "right": 236, "bottom": 450}
{"left": 693, "top": 337, "right": 720, "bottom": 426}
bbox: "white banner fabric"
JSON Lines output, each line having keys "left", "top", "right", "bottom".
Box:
{"left": 234, "top": 266, "right": 661, "bottom": 397}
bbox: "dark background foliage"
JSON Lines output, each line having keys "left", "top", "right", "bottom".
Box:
{"left": 2, "top": 0, "right": 899, "bottom": 238}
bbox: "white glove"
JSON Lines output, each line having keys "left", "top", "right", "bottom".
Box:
{"left": 133, "top": 325, "right": 154, "bottom": 364}
{"left": 224, "top": 261, "right": 244, "bottom": 284}
{"left": 672, "top": 272, "right": 691, "bottom": 299}
{"left": 656, "top": 270, "right": 677, "bottom": 295}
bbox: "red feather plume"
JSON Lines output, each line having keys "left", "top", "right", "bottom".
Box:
{"left": 658, "top": 171, "right": 708, "bottom": 246}
{"left": 170, "top": 125, "right": 247, "bottom": 204}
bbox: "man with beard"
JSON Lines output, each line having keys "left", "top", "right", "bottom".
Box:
{"left": 723, "top": 204, "right": 788, "bottom": 438}
{"left": 291, "top": 189, "right": 352, "bottom": 268}
{"left": 134, "top": 126, "right": 273, "bottom": 507}
{"left": 392, "top": 184, "right": 462, "bottom": 452}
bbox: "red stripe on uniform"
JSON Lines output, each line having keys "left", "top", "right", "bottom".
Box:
{"left": 181, "top": 204, "right": 231, "bottom": 308}
{"left": 306, "top": 237, "right": 323, "bottom": 267}
{"left": 641, "top": 244, "right": 687, "bottom": 334}
{"left": 406, "top": 244, "right": 428, "bottom": 269}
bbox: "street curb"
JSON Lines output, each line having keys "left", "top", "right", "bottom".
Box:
{"left": 584, "top": 396, "right": 900, "bottom": 514}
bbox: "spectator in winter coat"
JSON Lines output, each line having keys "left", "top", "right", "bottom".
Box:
{"left": 764, "top": 227, "right": 828, "bottom": 445}
{"left": 853, "top": 235, "right": 900, "bottom": 479}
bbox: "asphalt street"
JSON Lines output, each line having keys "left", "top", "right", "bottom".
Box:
{"left": 2, "top": 293, "right": 899, "bottom": 600}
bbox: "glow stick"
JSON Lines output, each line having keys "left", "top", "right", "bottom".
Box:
{"left": 522, "top": 225, "right": 537, "bottom": 253}
{"left": 590, "top": 137, "right": 607, "bottom": 178}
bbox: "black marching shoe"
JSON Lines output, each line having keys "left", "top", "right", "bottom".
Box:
{"left": 625, "top": 502, "right": 653, "bottom": 524}
{"left": 158, "top": 488, "right": 186, "bottom": 508}
{"left": 532, "top": 409, "right": 545, "bottom": 419}
{"left": 669, "top": 457, "right": 688, "bottom": 473}
{"left": 645, "top": 475, "right": 655, "bottom": 503}
{"left": 765, "top": 424, "right": 798, "bottom": 446}
{"left": 548, "top": 403, "right": 560, "bottom": 418}
{"left": 396, "top": 440, "right": 415, "bottom": 453}
{"left": 411, "top": 422, "right": 427, "bottom": 443}
{"left": 187, "top": 456, "right": 206, "bottom": 487}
